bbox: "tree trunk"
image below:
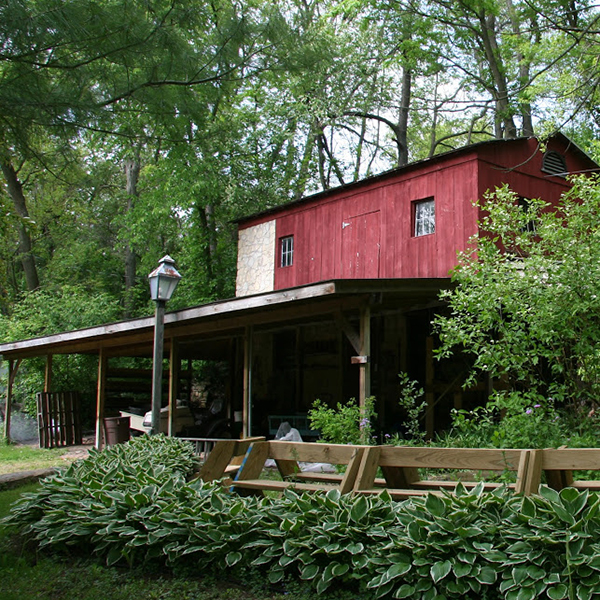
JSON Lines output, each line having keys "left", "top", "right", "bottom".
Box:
{"left": 505, "top": 0, "right": 535, "bottom": 136}
{"left": 478, "top": 12, "right": 517, "bottom": 138}
{"left": 124, "top": 157, "right": 140, "bottom": 316}
{"left": 397, "top": 66, "right": 412, "bottom": 166}
{"left": 0, "top": 160, "right": 40, "bottom": 291}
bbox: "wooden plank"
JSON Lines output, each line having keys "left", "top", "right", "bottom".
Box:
{"left": 44, "top": 354, "right": 52, "bottom": 393}
{"left": 359, "top": 305, "right": 371, "bottom": 407}
{"left": 410, "top": 480, "right": 504, "bottom": 491}
{"left": 356, "top": 488, "right": 438, "bottom": 499}
{"left": 539, "top": 448, "right": 600, "bottom": 470}
{"left": 232, "top": 479, "right": 340, "bottom": 493}
{"left": 292, "top": 472, "right": 343, "bottom": 484}
{"left": 36, "top": 393, "right": 45, "bottom": 449}
{"left": 339, "top": 447, "right": 365, "bottom": 494}
{"left": 519, "top": 450, "right": 541, "bottom": 496}
{"left": 546, "top": 469, "right": 573, "bottom": 491}
{"left": 335, "top": 312, "right": 361, "bottom": 355}
{"left": 275, "top": 458, "right": 301, "bottom": 479}
{"left": 197, "top": 437, "right": 266, "bottom": 482}
{"left": 571, "top": 481, "right": 600, "bottom": 490}
{"left": 234, "top": 441, "right": 271, "bottom": 481}
{"left": 539, "top": 448, "right": 600, "bottom": 491}
{"left": 168, "top": 341, "right": 180, "bottom": 437}
{"left": 377, "top": 446, "right": 526, "bottom": 471}
{"left": 267, "top": 441, "right": 369, "bottom": 464}
{"left": 95, "top": 350, "right": 108, "bottom": 449}
{"left": 380, "top": 465, "right": 420, "bottom": 488}
{"left": 353, "top": 446, "right": 380, "bottom": 491}
{"left": 198, "top": 440, "right": 237, "bottom": 481}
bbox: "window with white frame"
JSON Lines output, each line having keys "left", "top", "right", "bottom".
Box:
{"left": 280, "top": 235, "right": 294, "bottom": 267}
{"left": 414, "top": 198, "right": 435, "bottom": 237}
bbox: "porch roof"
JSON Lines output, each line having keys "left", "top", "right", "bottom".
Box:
{"left": 0, "top": 278, "right": 450, "bottom": 361}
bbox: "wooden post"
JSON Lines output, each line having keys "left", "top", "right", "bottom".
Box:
{"left": 295, "top": 326, "right": 303, "bottom": 412}
{"left": 44, "top": 354, "right": 52, "bottom": 392}
{"left": 168, "top": 340, "right": 180, "bottom": 437}
{"left": 243, "top": 325, "right": 253, "bottom": 437}
{"left": 359, "top": 305, "right": 371, "bottom": 409}
{"left": 425, "top": 336, "right": 435, "bottom": 439}
{"left": 399, "top": 314, "right": 407, "bottom": 373}
{"left": 3, "top": 359, "right": 17, "bottom": 442}
{"left": 95, "top": 350, "right": 108, "bottom": 449}
{"left": 453, "top": 391, "right": 463, "bottom": 411}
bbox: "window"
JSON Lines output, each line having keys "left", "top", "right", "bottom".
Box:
{"left": 414, "top": 198, "right": 435, "bottom": 237}
{"left": 280, "top": 235, "right": 294, "bottom": 267}
{"left": 518, "top": 197, "right": 537, "bottom": 233}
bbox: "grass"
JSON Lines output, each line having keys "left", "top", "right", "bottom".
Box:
{"left": 0, "top": 442, "right": 71, "bottom": 475}
{"left": 0, "top": 439, "right": 364, "bottom": 600}
{"left": 0, "top": 482, "right": 313, "bottom": 600}
{"left": 0, "top": 556, "right": 300, "bottom": 600}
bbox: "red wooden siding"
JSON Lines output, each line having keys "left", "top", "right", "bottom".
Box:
{"left": 341, "top": 210, "right": 381, "bottom": 278}
{"left": 260, "top": 136, "right": 597, "bottom": 291}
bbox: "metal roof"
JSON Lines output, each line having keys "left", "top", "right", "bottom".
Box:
{"left": 0, "top": 279, "right": 450, "bottom": 360}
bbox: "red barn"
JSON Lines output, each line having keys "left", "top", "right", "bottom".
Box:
{"left": 1, "top": 134, "right": 598, "bottom": 446}
{"left": 236, "top": 134, "right": 591, "bottom": 294}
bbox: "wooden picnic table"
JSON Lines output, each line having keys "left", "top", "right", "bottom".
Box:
{"left": 199, "top": 439, "right": 600, "bottom": 499}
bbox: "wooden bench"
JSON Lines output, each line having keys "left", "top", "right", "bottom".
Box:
{"left": 528, "top": 448, "right": 600, "bottom": 492}
{"left": 230, "top": 440, "right": 371, "bottom": 495}
{"left": 196, "top": 437, "right": 266, "bottom": 483}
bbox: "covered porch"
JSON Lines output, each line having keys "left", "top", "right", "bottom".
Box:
{"left": 0, "top": 279, "right": 468, "bottom": 448}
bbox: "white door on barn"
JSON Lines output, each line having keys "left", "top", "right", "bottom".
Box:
{"left": 341, "top": 210, "right": 381, "bottom": 278}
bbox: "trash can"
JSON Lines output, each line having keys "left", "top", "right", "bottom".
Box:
{"left": 104, "top": 416, "right": 130, "bottom": 446}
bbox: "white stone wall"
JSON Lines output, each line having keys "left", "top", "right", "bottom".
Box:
{"left": 236, "top": 220, "right": 276, "bottom": 296}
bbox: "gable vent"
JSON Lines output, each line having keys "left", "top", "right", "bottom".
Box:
{"left": 542, "top": 151, "right": 568, "bottom": 177}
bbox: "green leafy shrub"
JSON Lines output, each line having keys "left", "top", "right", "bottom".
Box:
{"left": 308, "top": 397, "right": 376, "bottom": 445}
{"left": 439, "top": 392, "right": 600, "bottom": 450}
{"left": 435, "top": 178, "right": 600, "bottom": 412}
{"left": 5, "top": 435, "right": 600, "bottom": 599}
{"left": 386, "top": 373, "right": 427, "bottom": 445}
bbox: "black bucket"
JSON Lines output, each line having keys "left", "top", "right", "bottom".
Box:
{"left": 103, "top": 416, "right": 130, "bottom": 446}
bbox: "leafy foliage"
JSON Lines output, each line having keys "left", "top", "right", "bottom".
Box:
{"left": 5, "top": 435, "right": 600, "bottom": 599}
{"left": 308, "top": 397, "right": 376, "bottom": 445}
{"left": 0, "top": 285, "right": 122, "bottom": 419}
{"left": 395, "top": 373, "right": 427, "bottom": 444}
{"left": 435, "top": 177, "right": 600, "bottom": 417}
{"left": 439, "top": 400, "right": 600, "bottom": 451}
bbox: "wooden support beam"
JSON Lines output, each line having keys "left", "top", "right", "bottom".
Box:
{"left": 243, "top": 325, "right": 253, "bottom": 437}
{"left": 359, "top": 305, "right": 371, "bottom": 409}
{"left": 425, "top": 336, "right": 434, "bottom": 439}
{"left": 95, "top": 350, "right": 108, "bottom": 449}
{"left": 3, "top": 359, "right": 20, "bottom": 442}
{"left": 168, "top": 340, "right": 180, "bottom": 437}
{"left": 44, "top": 354, "right": 52, "bottom": 392}
{"left": 295, "top": 327, "right": 303, "bottom": 413}
{"left": 335, "top": 312, "right": 362, "bottom": 355}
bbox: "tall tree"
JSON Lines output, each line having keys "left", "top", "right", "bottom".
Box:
{"left": 0, "top": 0, "right": 273, "bottom": 304}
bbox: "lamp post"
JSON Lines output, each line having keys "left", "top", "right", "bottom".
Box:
{"left": 148, "top": 255, "right": 181, "bottom": 436}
